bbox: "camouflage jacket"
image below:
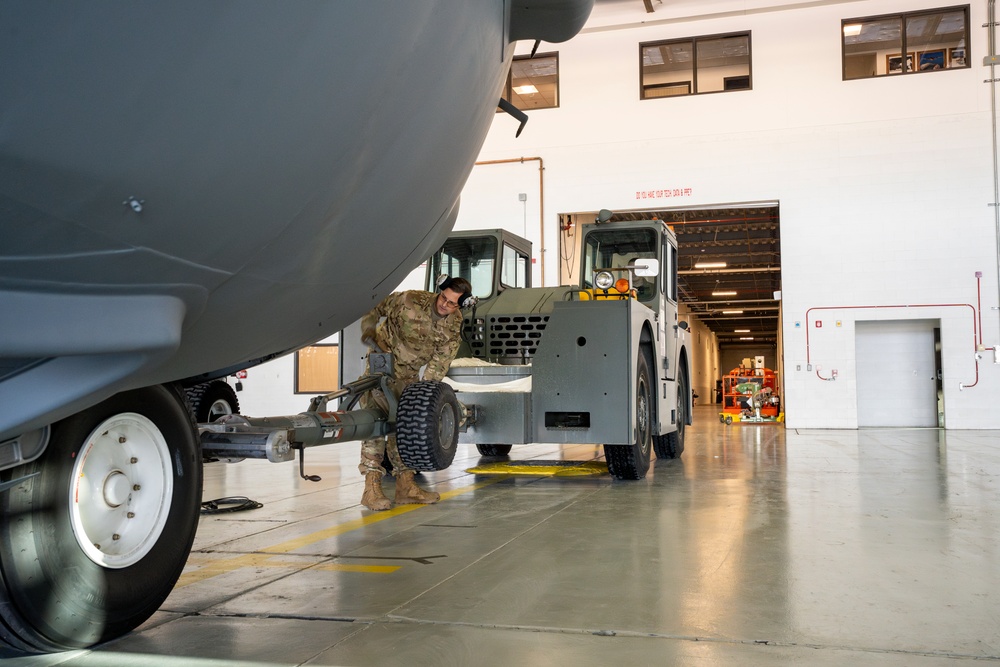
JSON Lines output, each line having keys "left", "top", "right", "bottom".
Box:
{"left": 360, "top": 290, "right": 463, "bottom": 382}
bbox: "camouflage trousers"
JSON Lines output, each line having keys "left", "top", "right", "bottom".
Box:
{"left": 358, "top": 375, "right": 414, "bottom": 477}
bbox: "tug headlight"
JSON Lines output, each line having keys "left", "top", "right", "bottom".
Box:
{"left": 594, "top": 271, "right": 615, "bottom": 289}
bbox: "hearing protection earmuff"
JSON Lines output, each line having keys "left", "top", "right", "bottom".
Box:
{"left": 436, "top": 274, "right": 477, "bottom": 309}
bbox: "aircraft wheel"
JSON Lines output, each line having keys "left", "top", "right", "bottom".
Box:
{"left": 0, "top": 384, "right": 202, "bottom": 652}
{"left": 605, "top": 351, "right": 653, "bottom": 480}
{"left": 395, "top": 381, "right": 459, "bottom": 471}
{"left": 476, "top": 444, "right": 512, "bottom": 456}
{"left": 185, "top": 380, "right": 240, "bottom": 423}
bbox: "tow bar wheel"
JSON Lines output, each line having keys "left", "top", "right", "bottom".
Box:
{"left": 395, "top": 381, "right": 460, "bottom": 471}
{"left": 69, "top": 413, "right": 173, "bottom": 568}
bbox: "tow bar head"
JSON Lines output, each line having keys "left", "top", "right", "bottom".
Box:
{"left": 368, "top": 352, "right": 393, "bottom": 377}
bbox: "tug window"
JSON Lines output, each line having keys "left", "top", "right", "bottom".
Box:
{"left": 582, "top": 228, "right": 659, "bottom": 303}
{"left": 431, "top": 237, "right": 497, "bottom": 299}
{"left": 501, "top": 244, "right": 530, "bottom": 289}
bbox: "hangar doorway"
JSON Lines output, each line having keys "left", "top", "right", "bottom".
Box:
{"left": 557, "top": 203, "right": 782, "bottom": 415}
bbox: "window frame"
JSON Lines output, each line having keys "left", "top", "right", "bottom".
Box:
{"left": 429, "top": 236, "right": 499, "bottom": 300}
{"left": 841, "top": 5, "right": 970, "bottom": 80}
{"left": 500, "top": 51, "right": 561, "bottom": 111}
{"left": 639, "top": 31, "right": 753, "bottom": 100}
{"left": 500, "top": 243, "right": 531, "bottom": 290}
{"left": 666, "top": 242, "right": 678, "bottom": 304}
{"left": 294, "top": 343, "right": 339, "bottom": 394}
{"left": 581, "top": 227, "right": 660, "bottom": 303}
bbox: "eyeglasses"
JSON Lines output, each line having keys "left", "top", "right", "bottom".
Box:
{"left": 438, "top": 293, "right": 460, "bottom": 308}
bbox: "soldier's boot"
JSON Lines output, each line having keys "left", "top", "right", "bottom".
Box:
{"left": 394, "top": 471, "right": 440, "bottom": 505}
{"left": 361, "top": 471, "right": 392, "bottom": 511}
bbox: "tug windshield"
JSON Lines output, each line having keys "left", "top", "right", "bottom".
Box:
{"left": 581, "top": 228, "right": 659, "bottom": 302}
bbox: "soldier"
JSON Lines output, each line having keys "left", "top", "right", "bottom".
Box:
{"left": 357, "top": 276, "right": 474, "bottom": 510}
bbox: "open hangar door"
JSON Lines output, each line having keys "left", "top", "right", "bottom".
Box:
{"left": 558, "top": 203, "right": 783, "bottom": 416}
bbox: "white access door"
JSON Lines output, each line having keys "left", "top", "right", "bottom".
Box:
{"left": 855, "top": 320, "right": 939, "bottom": 427}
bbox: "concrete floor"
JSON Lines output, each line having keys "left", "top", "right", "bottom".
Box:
{"left": 4, "top": 404, "right": 999, "bottom": 666}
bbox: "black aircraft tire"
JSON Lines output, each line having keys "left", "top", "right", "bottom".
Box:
{"left": 605, "top": 352, "right": 653, "bottom": 480}
{"left": 185, "top": 380, "right": 240, "bottom": 423}
{"left": 654, "top": 371, "right": 688, "bottom": 460}
{"left": 476, "top": 444, "right": 512, "bottom": 456}
{"left": 0, "top": 384, "right": 203, "bottom": 652}
{"left": 395, "top": 381, "right": 460, "bottom": 472}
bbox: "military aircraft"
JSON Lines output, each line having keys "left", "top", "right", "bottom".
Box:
{"left": 0, "top": 1, "right": 592, "bottom": 652}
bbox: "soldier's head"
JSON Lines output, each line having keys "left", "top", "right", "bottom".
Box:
{"left": 435, "top": 276, "right": 473, "bottom": 316}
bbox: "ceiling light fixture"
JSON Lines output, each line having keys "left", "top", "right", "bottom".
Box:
{"left": 694, "top": 261, "right": 727, "bottom": 269}
{"left": 722, "top": 310, "right": 744, "bottom": 314}
{"left": 739, "top": 337, "right": 755, "bottom": 341}
{"left": 712, "top": 290, "right": 737, "bottom": 296}
{"left": 735, "top": 329, "right": 750, "bottom": 333}
{"left": 513, "top": 84, "right": 538, "bottom": 95}
{"left": 843, "top": 23, "right": 862, "bottom": 36}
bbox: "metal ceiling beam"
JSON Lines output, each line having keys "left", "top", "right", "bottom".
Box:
{"left": 698, "top": 306, "right": 781, "bottom": 313}
{"left": 678, "top": 266, "right": 780, "bottom": 275}
{"left": 681, "top": 298, "right": 780, "bottom": 306}
{"left": 700, "top": 317, "right": 778, "bottom": 323}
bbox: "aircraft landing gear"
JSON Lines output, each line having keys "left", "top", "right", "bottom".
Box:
{"left": 0, "top": 384, "right": 202, "bottom": 652}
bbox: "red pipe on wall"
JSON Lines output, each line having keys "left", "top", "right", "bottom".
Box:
{"left": 804, "top": 274, "right": 983, "bottom": 388}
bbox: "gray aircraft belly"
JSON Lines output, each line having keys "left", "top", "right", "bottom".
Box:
{"left": 0, "top": 1, "right": 594, "bottom": 440}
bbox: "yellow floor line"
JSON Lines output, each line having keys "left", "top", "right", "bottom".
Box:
{"left": 176, "top": 477, "right": 501, "bottom": 588}
{"left": 177, "top": 553, "right": 281, "bottom": 587}
{"left": 314, "top": 563, "right": 400, "bottom": 574}
{"left": 261, "top": 477, "right": 501, "bottom": 554}
{"left": 466, "top": 460, "right": 608, "bottom": 477}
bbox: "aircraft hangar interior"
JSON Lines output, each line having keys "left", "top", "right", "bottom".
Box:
{"left": 3, "top": 0, "right": 1000, "bottom": 665}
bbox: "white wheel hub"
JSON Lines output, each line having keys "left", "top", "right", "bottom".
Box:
{"left": 102, "top": 470, "right": 131, "bottom": 507}
{"left": 208, "top": 398, "right": 233, "bottom": 421}
{"left": 69, "top": 412, "right": 174, "bottom": 568}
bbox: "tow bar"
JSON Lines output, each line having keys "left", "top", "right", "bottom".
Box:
{"left": 199, "top": 353, "right": 396, "bottom": 464}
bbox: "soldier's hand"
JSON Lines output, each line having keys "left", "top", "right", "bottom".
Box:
{"left": 362, "top": 331, "right": 382, "bottom": 353}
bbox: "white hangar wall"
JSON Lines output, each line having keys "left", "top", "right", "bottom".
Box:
{"left": 453, "top": 0, "right": 1000, "bottom": 429}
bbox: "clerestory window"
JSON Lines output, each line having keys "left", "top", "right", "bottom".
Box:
{"left": 842, "top": 6, "right": 970, "bottom": 80}
{"left": 500, "top": 52, "right": 560, "bottom": 110}
{"left": 640, "top": 32, "right": 752, "bottom": 99}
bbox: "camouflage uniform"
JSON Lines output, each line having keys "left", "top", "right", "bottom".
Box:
{"left": 357, "top": 290, "right": 463, "bottom": 476}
